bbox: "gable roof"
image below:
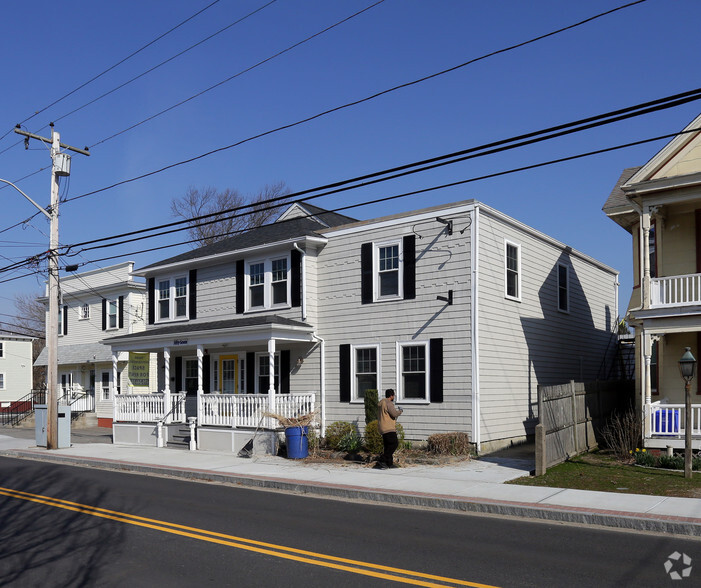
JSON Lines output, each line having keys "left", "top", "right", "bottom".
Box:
{"left": 138, "top": 202, "right": 357, "bottom": 273}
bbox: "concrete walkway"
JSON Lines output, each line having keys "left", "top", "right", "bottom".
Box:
{"left": 1, "top": 427, "right": 701, "bottom": 537}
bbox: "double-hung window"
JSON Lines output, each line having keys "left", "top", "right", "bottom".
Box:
{"left": 80, "top": 303, "right": 90, "bottom": 320}
{"left": 0, "top": 373, "right": 4, "bottom": 390}
{"left": 157, "top": 276, "right": 188, "bottom": 321}
{"left": 352, "top": 345, "right": 379, "bottom": 401}
{"left": 0, "top": 342, "right": 4, "bottom": 358}
{"left": 107, "top": 300, "right": 118, "bottom": 329}
{"left": 397, "top": 342, "right": 428, "bottom": 401}
{"left": 505, "top": 241, "right": 521, "bottom": 301}
{"left": 246, "top": 256, "right": 290, "bottom": 311}
{"left": 257, "top": 354, "right": 280, "bottom": 394}
{"left": 557, "top": 263, "right": 569, "bottom": 312}
{"left": 374, "top": 240, "right": 403, "bottom": 300}
{"left": 58, "top": 307, "right": 64, "bottom": 336}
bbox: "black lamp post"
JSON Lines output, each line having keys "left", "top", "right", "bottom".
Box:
{"left": 679, "top": 347, "right": 697, "bottom": 479}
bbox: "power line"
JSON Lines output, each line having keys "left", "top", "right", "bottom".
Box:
{"left": 62, "top": 87, "right": 701, "bottom": 248}
{"left": 68, "top": 0, "right": 649, "bottom": 193}
{"left": 89, "top": 0, "right": 387, "bottom": 148}
{"left": 66, "top": 126, "right": 698, "bottom": 266}
{"left": 0, "top": 0, "right": 224, "bottom": 143}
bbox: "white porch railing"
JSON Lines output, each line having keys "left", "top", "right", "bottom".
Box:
{"left": 199, "top": 393, "right": 315, "bottom": 429}
{"left": 648, "top": 403, "right": 701, "bottom": 436}
{"left": 114, "top": 393, "right": 187, "bottom": 423}
{"left": 58, "top": 390, "right": 95, "bottom": 413}
{"left": 650, "top": 273, "right": 701, "bottom": 308}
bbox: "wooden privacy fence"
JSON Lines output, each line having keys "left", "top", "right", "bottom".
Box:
{"left": 535, "top": 379, "right": 633, "bottom": 475}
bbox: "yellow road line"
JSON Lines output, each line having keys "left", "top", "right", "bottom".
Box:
{"left": 0, "top": 486, "right": 499, "bottom": 588}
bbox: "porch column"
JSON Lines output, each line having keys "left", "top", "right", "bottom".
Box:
{"left": 641, "top": 207, "right": 651, "bottom": 310}
{"left": 268, "top": 338, "right": 277, "bottom": 454}
{"left": 642, "top": 331, "right": 652, "bottom": 438}
{"left": 197, "top": 344, "right": 204, "bottom": 425}
{"left": 163, "top": 347, "right": 171, "bottom": 424}
{"left": 111, "top": 352, "right": 118, "bottom": 424}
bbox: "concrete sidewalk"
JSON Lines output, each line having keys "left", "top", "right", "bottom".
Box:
{"left": 1, "top": 428, "right": 701, "bottom": 537}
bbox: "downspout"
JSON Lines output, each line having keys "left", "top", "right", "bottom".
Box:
{"left": 312, "top": 334, "right": 326, "bottom": 437}
{"left": 293, "top": 243, "right": 307, "bottom": 321}
{"left": 470, "top": 205, "right": 480, "bottom": 451}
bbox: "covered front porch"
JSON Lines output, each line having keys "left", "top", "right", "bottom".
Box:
{"left": 103, "top": 316, "right": 323, "bottom": 453}
{"left": 636, "top": 320, "right": 701, "bottom": 449}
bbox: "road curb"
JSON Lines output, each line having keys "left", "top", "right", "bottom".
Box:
{"left": 3, "top": 449, "right": 701, "bottom": 537}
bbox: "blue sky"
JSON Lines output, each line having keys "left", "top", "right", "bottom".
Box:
{"left": 0, "top": 0, "right": 700, "bottom": 327}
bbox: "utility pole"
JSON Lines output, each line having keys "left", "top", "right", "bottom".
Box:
{"left": 14, "top": 124, "right": 89, "bottom": 449}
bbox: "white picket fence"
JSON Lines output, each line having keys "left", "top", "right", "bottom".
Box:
{"left": 648, "top": 403, "right": 701, "bottom": 436}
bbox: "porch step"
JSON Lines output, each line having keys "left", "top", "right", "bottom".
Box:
{"left": 167, "top": 425, "right": 192, "bottom": 449}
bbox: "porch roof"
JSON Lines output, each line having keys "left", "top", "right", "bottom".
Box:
{"left": 34, "top": 342, "right": 115, "bottom": 367}
{"left": 101, "top": 315, "right": 315, "bottom": 352}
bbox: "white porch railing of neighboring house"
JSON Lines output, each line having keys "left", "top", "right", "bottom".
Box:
{"left": 650, "top": 273, "right": 701, "bottom": 308}
{"left": 114, "top": 393, "right": 187, "bottom": 424}
{"left": 199, "top": 393, "right": 315, "bottom": 429}
{"left": 648, "top": 403, "right": 701, "bottom": 436}
{"left": 58, "top": 385, "right": 95, "bottom": 413}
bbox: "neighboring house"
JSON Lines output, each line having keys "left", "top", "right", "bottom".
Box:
{"left": 105, "top": 200, "right": 619, "bottom": 453}
{"left": 603, "top": 113, "right": 701, "bottom": 449}
{"left": 35, "top": 261, "right": 156, "bottom": 426}
{"left": 0, "top": 333, "right": 34, "bottom": 407}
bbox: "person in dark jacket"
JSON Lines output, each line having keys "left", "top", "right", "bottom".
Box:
{"left": 375, "top": 388, "right": 403, "bottom": 469}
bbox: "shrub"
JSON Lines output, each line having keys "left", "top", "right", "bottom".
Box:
{"left": 363, "top": 420, "right": 404, "bottom": 454}
{"left": 337, "top": 430, "right": 363, "bottom": 452}
{"left": 426, "top": 432, "right": 472, "bottom": 456}
{"left": 600, "top": 409, "right": 642, "bottom": 459}
{"left": 658, "top": 454, "right": 685, "bottom": 470}
{"left": 363, "top": 389, "right": 379, "bottom": 425}
{"left": 307, "top": 426, "right": 320, "bottom": 451}
{"left": 324, "top": 421, "right": 355, "bottom": 450}
{"left": 632, "top": 448, "right": 656, "bottom": 467}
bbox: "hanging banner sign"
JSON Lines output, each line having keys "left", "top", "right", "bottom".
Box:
{"left": 129, "top": 353, "right": 150, "bottom": 387}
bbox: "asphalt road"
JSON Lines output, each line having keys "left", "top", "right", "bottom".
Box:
{"left": 0, "top": 456, "right": 698, "bottom": 587}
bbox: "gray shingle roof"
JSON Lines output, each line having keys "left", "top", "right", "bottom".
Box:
{"left": 102, "top": 315, "right": 311, "bottom": 344}
{"left": 602, "top": 166, "right": 641, "bottom": 214}
{"left": 141, "top": 203, "right": 356, "bottom": 271}
{"left": 34, "top": 343, "right": 114, "bottom": 367}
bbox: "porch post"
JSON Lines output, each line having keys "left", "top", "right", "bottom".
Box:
{"left": 643, "top": 331, "right": 652, "bottom": 438}
{"left": 197, "top": 344, "right": 204, "bottom": 425}
{"left": 268, "top": 338, "right": 276, "bottom": 454}
{"left": 163, "top": 347, "right": 171, "bottom": 424}
{"left": 112, "top": 352, "right": 118, "bottom": 400}
{"left": 641, "top": 207, "right": 651, "bottom": 310}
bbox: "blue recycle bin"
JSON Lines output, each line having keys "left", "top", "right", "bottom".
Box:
{"left": 285, "top": 426, "right": 308, "bottom": 459}
{"left": 654, "top": 409, "right": 680, "bottom": 435}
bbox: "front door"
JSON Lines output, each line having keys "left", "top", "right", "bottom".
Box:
{"left": 220, "top": 355, "right": 239, "bottom": 394}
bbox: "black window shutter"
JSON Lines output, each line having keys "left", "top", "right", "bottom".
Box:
{"left": 403, "top": 235, "right": 416, "bottom": 300}
{"left": 175, "top": 356, "right": 183, "bottom": 393}
{"left": 189, "top": 269, "right": 197, "bottom": 319}
{"left": 281, "top": 350, "right": 290, "bottom": 394}
{"left": 360, "top": 243, "right": 373, "bottom": 304}
{"left": 203, "top": 354, "right": 210, "bottom": 393}
{"left": 148, "top": 278, "right": 155, "bottom": 324}
{"left": 429, "top": 338, "right": 443, "bottom": 403}
{"left": 246, "top": 352, "right": 255, "bottom": 394}
{"left": 118, "top": 296, "right": 124, "bottom": 329}
{"left": 63, "top": 305, "right": 68, "bottom": 335}
{"left": 236, "top": 260, "right": 245, "bottom": 314}
{"left": 339, "top": 344, "right": 351, "bottom": 402}
{"left": 291, "top": 249, "right": 301, "bottom": 308}
{"left": 101, "top": 299, "right": 107, "bottom": 331}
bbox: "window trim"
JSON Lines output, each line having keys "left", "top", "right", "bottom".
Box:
{"left": 156, "top": 275, "right": 189, "bottom": 323}
{"left": 245, "top": 254, "right": 291, "bottom": 312}
{"left": 504, "top": 240, "right": 521, "bottom": 302}
{"left": 350, "top": 344, "right": 380, "bottom": 403}
{"left": 557, "top": 263, "right": 570, "bottom": 313}
{"left": 0, "top": 372, "right": 5, "bottom": 390}
{"left": 80, "top": 303, "right": 90, "bottom": 320}
{"left": 373, "top": 239, "right": 404, "bottom": 302}
{"left": 395, "top": 340, "right": 430, "bottom": 404}
{"left": 106, "top": 299, "right": 119, "bottom": 330}
{"left": 0, "top": 342, "right": 3, "bottom": 358}
{"left": 58, "top": 306, "right": 64, "bottom": 336}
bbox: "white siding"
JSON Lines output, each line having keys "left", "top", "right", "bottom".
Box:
{"left": 0, "top": 337, "right": 34, "bottom": 403}
{"left": 476, "top": 207, "right": 618, "bottom": 444}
